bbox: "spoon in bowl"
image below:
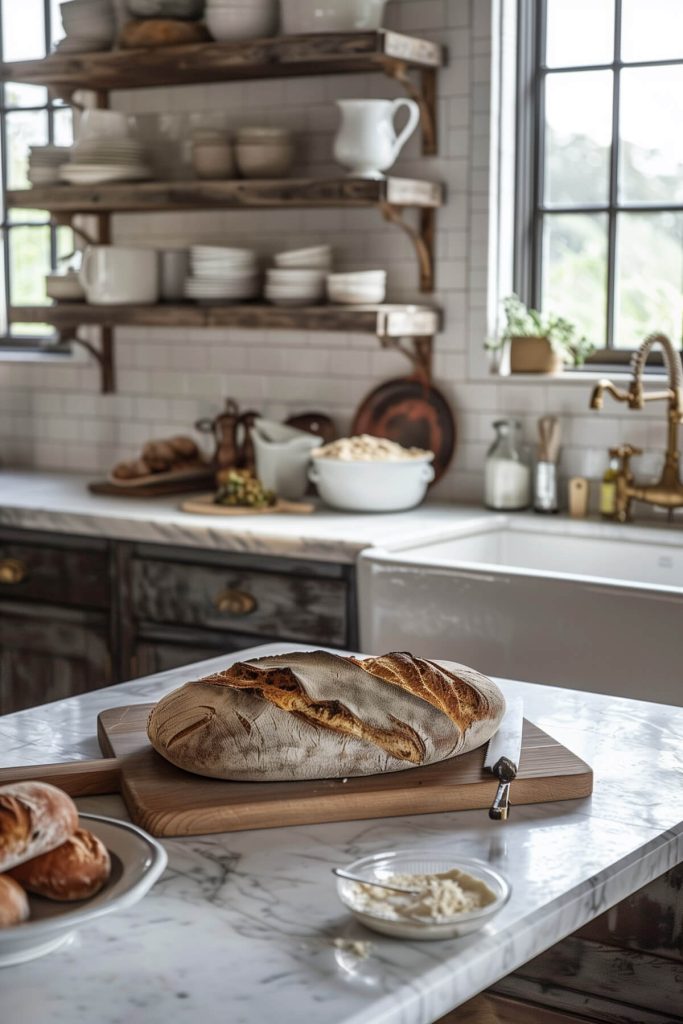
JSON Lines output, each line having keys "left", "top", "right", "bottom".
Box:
{"left": 332, "top": 868, "right": 422, "bottom": 895}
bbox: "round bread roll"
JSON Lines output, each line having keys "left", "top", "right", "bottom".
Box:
{"left": 147, "top": 650, "right": 505, "bottom": 782}
{"left": 168, "top": 435, "right": 199, "bottom": 460}
{"left": 0, "top": 782, "right": 78, "bottom": 873}
{"left": 0, "top": 875, "right": 30, "bottom": 928}
{"left": 9, "top": 828, "right": 111, "bottom": 902}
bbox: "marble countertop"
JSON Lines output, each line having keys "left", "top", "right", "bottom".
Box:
{"left": 1, "top": 642, "right": 681, "bottom": 1024}
{"left": 0, "top": 470, "right": 490, "bottom": 563}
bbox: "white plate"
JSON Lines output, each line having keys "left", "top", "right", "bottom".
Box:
{"left": 60, "top": 166, "right": 151, "bottom": 184}
{"left": 0, "top": 813, "right": 167, "bottom": 968}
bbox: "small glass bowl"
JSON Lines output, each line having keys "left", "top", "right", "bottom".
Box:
{"left": 336, "top": 851, "right": 511, "bottom": 941}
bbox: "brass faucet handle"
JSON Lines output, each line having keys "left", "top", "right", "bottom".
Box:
{"left": 609, "top": 444, "right": 642, "bottom": 479}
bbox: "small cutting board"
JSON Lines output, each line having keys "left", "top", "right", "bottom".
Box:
{"left": 180, "top": 494, "right": 315, "bottom": 515}
{"left": 99, "top": 705, "right": 591, "bottom": 836}
{"left": 0, "top": 705, "right": 592, "bottom": 837}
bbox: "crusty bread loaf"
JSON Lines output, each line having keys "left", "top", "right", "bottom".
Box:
{"left": 0, "top": 875, "right": 29, "bottom": 928}
{"left": 0, "top": 782, "right": 79, "bottom": 873}
{"left": 9, "top": 828, "right": 111, "bottom": 902}
{"left": 147, "top": 650, "right": 505, "bottom": 782}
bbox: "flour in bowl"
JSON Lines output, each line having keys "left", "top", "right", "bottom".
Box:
{"left": 346, "top": 869, "right": 496, "bottom": 922}
{"left": 312, "top": 435, "right": 431, "bottom": 462}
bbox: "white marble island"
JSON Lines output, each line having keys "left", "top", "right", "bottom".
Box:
{"left": 1, "top": 643, "right": 681, "bottom": 1024}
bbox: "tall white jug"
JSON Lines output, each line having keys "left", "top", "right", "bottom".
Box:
{"left": 333, "top": 98, "right": 420, "bottom": 179}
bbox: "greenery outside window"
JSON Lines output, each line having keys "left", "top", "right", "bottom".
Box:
{"left": 515, "top": 0, "right": 683, "bottom": 363}
{"left": 0, "top": 0, "right": 73, "bottom": 349}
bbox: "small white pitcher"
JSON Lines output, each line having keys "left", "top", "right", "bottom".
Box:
{"left": 333, "top": 98, "right": 421, "bottom": 179}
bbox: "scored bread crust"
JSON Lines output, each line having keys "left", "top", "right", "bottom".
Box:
{"left": 147, "top": 650, "right": 505, "bottom": 782}
{"left": 9, "top": 828, "right": 111, "bottom": 902}
{"left": 0, "top": 782, "right": 79, "bottom": 873}
{"left": 0, "top": 875, "right": 29, "bottom": 929}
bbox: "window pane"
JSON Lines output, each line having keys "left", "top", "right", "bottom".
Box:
{"left": 49, "top": 0, "right": 66, "bottom": 47}
{"left": 546, "top": 0, "right": 615, "bottom": 68}
{"left": 614, "top": 213, "right": 683, "bottom": 350}
{"left": 6, "top": 109, "right": 49, "bottom": 190}
{"left": 619, "top": 66, "right": 683, "bottom": 204}
{"left": 9, "top": 225, "right": 51, "bottom": 307}
{"left": 621, "top": 0, "right": 683, "bottom": 63}
{"left": 53, "top": 107, "right": 74, "bottom": 147}
{"left": 56, "top": 225, "right": 75, "bottom": 263}
{"left": 8, "top": 207, "right": 50, "bottom": 226}
{"left": 542, "top": 213, "right": 609, "bottom": 347}
{"left": 544, "top": 71, "right": 612, "bottom": 205}
{"left": 4, "top": 83, "right": 48, "bottom": 108}
{"left": 1, "top": 0, "right": 46, "bottom": 61}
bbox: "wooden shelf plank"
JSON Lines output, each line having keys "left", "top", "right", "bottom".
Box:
{"left": 0, "top": 32, "right": 443, "bottom": 92}
{"left": 7, "top": 176, "right": 443, "bottom": 214}
{"left": 10, "top": 302, "right": 441, "bottom": 338}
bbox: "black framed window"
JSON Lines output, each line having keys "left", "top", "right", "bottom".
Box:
{"left": 516, "top": 0, "right": 683, "bottom": 361}
{"left": 0, "top": 0, "right": 73, "bottom": 348}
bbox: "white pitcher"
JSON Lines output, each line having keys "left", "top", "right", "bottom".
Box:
{"left": 333, "top": 98, "right": 421, "bottom": 179}
{"left": 250, "top": 418, "right": 320, "bottom": 501}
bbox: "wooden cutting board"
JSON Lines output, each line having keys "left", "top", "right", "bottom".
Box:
{"left": 180, "top": 494, "right": 315, "bottom": 515}
{"left": 0, "top": 706, "right": 592, "bottom": 837}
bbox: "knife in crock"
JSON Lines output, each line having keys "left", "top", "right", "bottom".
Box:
{"left": 483, "top": 697, "right": 524, "bottom": 820}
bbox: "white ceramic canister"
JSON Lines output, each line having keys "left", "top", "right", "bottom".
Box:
{"left": 333, "top": 98, "right": 420, "bottom": 179}
{"left": 79, "top": 246, "right": 159, "bottom": 305}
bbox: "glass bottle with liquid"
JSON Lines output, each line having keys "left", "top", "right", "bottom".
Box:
{"left": 485, "top": 419, "right": 531, "bottom": 511}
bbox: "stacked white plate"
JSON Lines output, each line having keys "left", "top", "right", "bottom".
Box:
{"left": 265, "top": 268, "right": 326, "bottom": 307}
{"left": 61, "top": 136, "right": 151, "bottom": 185}
{"left": 273, "top": 245, "right": 333, "bottom": 271}
{"left": 327, "top": 270, "right": 387, "bottom": 305}
{"left": 56, "top": 0, "right": 116, "bottom": 53}
{"left": 185, "top": 245, "right": 260, "bottom": 303}
{"left": 27, "top": 146, "right": 71, "bottom": 186}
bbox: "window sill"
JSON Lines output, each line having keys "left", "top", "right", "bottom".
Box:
{"left": 490, "top": 369, "right": 663, "bottom": 385}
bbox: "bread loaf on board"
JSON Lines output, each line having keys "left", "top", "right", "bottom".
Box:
{"left": 147, "top": 650, "right": 505, "bottom": 782}
{"left": 9, "top": 828, "right": 111, "bottom": 902}
{"left": 0, "top": 782, "right": 79, "bottom": 873}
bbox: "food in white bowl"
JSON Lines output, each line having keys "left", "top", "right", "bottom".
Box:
{"left": 309, "top": 435, "right": 434, "bottom": 512}
{"left": 280, "top": 0, "right": 388, "bottom": 34}
{"left": 336, "top": 851, "right": 511, "bottom": 940}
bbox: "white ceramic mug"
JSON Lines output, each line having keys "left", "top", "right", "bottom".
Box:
{"left": 79, "top": 246, "right": 159, "bottom": 305}
{"left": 333, "top": 98, "right": 420, "bottom": 179}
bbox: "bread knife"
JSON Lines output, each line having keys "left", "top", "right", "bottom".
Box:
{"left": 483, "top": 697, "right": 524, "bottom": 821}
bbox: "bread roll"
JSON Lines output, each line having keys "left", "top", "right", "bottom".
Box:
{"left": 9, "top": 828, "right": 111, "bottom": 902}
{"left": 0, "top": 875, "right": 29, "bottom": 928}
{"left": 168, "top": 436, "right": 199, "bottom": 461}
{"left": 147, "top": 650, "right": 505, "bottom": 782}
{"left": 0, "top": 782, "right": 78, "bottom": 873}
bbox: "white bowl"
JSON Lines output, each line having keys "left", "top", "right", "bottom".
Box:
{"left": 309, "top": 452, "right": 434, "bottom": 512}
{"left": 266, "top": 268, "right": 326, "bottom": 283}
{"left": 274, "top": 245, "right": 333, "bottom": 270}
{"left": 235, "top": 141, "right": 294, "bottom": 179}
{"left": 327, "top": 281, "right": 386, "bottom": 305}
{"left": 46, "top": 273, "right": 86, "bottom": 301}
{"left": 206, "top": 0, "right": 277, "bottom": 40}
{"left": 0, "top": 814, "right": 167, "bottom": 967}
{"left": 336, "top": 851, "right": 511, "bottom": 940}
{"left": 280, "top": 0, "right": 388, "bottom": 34}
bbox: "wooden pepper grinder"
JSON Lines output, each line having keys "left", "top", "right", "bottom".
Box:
{"left": 195, "top": 399, "right": 241, "bottom": 471}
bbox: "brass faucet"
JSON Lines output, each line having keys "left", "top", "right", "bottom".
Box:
{"left": 589, "top": 333, "right": 683, "bottom": 522}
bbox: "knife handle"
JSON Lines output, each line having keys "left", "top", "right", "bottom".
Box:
{"left": 489, "top": 779, "right": 511, "bottom": 820}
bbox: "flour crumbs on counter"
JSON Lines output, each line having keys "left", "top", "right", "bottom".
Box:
{"left": 332, "top": 938, "right": 374, "bottom": 960}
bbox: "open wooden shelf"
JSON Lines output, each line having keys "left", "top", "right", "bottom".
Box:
{"left": 10, "top": 301, "right": 440, "bottom": 337}
{"left": 0, "top": 31, "right": 444, "bottom": 155}
{"left": 8, "top": 176, "right": 442, "bottom": 213}
{"left": 10, "top": 177, "right": 442, "bottom": 293}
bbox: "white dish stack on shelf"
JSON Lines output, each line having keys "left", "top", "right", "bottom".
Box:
{"left": 265, "top": 245, "right": 332, "bottom": 306}
{"left": 327, "top": 270, "right": 387, "bottom": 305}
{"left": 27, "top": 146, "right": 72, "bottom": 187}
{"left": 205, "top": 0, "right": 278, "bottom": 41}
{"left": 61, "top": 110, "right": 151, "bottom": 185}
{"left": 56, "top": 0, "right": 117, "bottom": 53}
{"left": 185, "top": 245, "right": 260, "bottom": 303}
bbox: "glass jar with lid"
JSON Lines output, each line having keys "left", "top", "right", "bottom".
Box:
{"left": 484, "top": 419, "right": 531, "bottom": 511}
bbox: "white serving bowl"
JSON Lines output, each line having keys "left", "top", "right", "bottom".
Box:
{"left": 336, "top": 851, "right": 511, "bottom": 940}
{"left": 280, "top": 0, "right": 388, "bottom": 34}
{"left": 327, "top": 281, "right": 386, "bottom": 304}
{"left": 206, "top": 0, "right": 277, "bottom": 41}
{"left": 274, "top": 244, "right": 333, "bottom": 270}
{"left": 309, "top": 452, "right": 434, "bottom": 512}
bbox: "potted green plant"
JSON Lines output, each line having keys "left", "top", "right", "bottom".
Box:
{"left": 491, "top": 295, "right": 594, "bottom": 374}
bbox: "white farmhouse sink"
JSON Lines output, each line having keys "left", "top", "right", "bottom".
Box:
{"left": 359, "top": 514, "right": 683, "bottom": 704}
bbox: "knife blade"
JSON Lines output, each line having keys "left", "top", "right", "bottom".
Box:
{"left": 483, "top": 697, "right": 524, "bottom": 821}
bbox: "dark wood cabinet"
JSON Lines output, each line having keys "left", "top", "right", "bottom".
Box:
{"left": 0, "top": 528, "right": 357, "bottom": 714}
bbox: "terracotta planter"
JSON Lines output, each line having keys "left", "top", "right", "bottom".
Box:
{"left": 509, "top": 335, "right": 564, "bottom": 375}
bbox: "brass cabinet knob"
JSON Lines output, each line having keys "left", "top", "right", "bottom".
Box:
{"left": 214, "top": 589, "right": 257, "bottom": 616}
{"left": 0, "top": 558, "right": 27, "bottom": 585}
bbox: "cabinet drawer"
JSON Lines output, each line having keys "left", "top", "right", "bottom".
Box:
{"left": 131, "top": 558, "right": 348, "bottom": 645}
{"left": 0, "top": 538, "right": 109, "bottom": 609}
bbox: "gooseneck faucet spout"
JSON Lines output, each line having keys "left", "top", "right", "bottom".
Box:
{"left": 589, "top": 332, "right": 683, "bottom": 521}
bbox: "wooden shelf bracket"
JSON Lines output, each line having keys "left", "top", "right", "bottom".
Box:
{"left": 379, "top": 201, "right": 435, "bottom": 293}
{"left": 65, "top": 328, "right": 115, "bottom": 393}
{"left": 384, "top": 62, "right": 438, "bottom": 156}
